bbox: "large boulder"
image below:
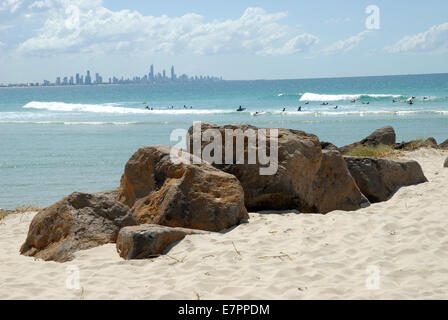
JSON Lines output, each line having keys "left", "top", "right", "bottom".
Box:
{"left": 187, "top": 123, "right": 369, "bottom": 214}
{"left": 344, "top": 157, "right": 428, "bottom": 203}
{"left": 20, "top": 192, "right": 137, "bottom": 262}
{"left": 340, "top": 126, "right": 396, "bottom": 154}
{"left": 116, "top": 224, "right": 209, "bottom": 260}
{"left": 439, "top": 139, "right": 448, "bottom": 150}
{"left": 117, "top": 145, "right": 248, "bottom": 232}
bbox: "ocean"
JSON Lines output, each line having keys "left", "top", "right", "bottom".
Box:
{"left": 1, "top": 73, "right": 447, "bottom": 209}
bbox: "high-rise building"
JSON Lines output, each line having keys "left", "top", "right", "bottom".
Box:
{"left": 75, "top": 73, "right": 80, "bottom": 85}
{"left": 85, "top": 70, "right": 92, "bottom": 85}
{"left": 149, "top": 64, "right": 154, "bottom": 80}
{"left": 56, "top": 77, "right": 61, "bottom": 85}
{"left": 95, "top": 73, "right": 102, "bottom": 84}
{"left": 171, "top": 65, "right": 176, "bottom": 80}
{"left": 162, "top": 69, "right": 166, "bottom": 79}
{"left": 69, "top": 76, "right": 74, "bottom": 85}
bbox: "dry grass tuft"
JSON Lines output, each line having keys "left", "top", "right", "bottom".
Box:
{"left": 345, "top": 144, "right": 399, "bottom": 158}
{"left": 401, "top": 139, "right": 436, "bottom": 152}
{"left": 0, "top": 205, "right": 41, "bottom": 221}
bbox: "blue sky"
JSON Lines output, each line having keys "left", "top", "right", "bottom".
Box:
{"left": 0, "top": 0, "right": 447, "bottom": 83}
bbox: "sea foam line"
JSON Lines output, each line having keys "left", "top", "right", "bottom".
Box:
{"left": 299, "top": 92, "right": 404, "bottom": 102}
{"left": 22, "top": 101, "right": 232, "bottom": 115}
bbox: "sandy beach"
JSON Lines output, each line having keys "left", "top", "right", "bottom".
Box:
{"left": 1, "top": 148, "right": 447, "bottom": 300}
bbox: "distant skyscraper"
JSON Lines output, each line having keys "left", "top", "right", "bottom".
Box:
{"left": 85, "top": 70, "right": 91, "bottom": 85}
{"left": 56, "top": 77, "right": 61, "bottom": 85}
{"left": 69, "top": 76, "right": 74, "bottom": 85}
{"left": 75, "top": 73, "right": 80, "bottom": 85}
{"left": 162, "top": 69, "right": 166, "bottom": 79}
{"left": 149, "top": 64, "right": 154, "bottom": 80}
{"left": 171, "top": 65, "right": 176, "bottom": 80}
{"left": 95, "top": 73, "right": 102, "bottom": 84}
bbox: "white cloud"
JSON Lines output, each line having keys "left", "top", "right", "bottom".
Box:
{"left": 14, "top": 1, "right": 319, "bottom": 57}
{"left": 385, "top": 22, "right": 448, "bottom": 54}
{"left": 262, "top": 33, "right": 319, "bottom": 55}
{"left": 321, "top": 30, "right": 372, "bottom": 55}
{"left": 0, "top": 0, "right": 23, "bottom": 12}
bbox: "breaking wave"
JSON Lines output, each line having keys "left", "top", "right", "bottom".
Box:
{"left": 299, "top": 92, "right": 404, "bottom": 102}
{"left": 23, "top": 101, "right": 231, "bottom": 115}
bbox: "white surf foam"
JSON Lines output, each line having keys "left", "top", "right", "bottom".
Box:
{"left": 22, "top": 101, "right": 231, "bottom": 115}
{"left": 299, "top": 92, "right": 403, "bottom": 102}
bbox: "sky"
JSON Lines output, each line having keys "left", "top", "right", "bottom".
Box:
{"left": 0, "top": 0, "right": 447, "bottom": 83}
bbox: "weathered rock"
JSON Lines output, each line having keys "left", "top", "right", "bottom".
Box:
{"left": 444, "top": 157, "right": 448, "bottom": 168}
{"left": 117, "top": 145, "right": 248, "bottom": 232}
{"left": 340, "top": 126, "right": 396, "bottom": 154}
{"left": 187, "top": 123, "right": 369, "bottom": 214}
{"left": 425, "top": 137, "right": 438, "bottom": 148}
{"left": 321, "top": 141, "right": 339, "bottom": 151}
{"left": 116, "top": 224, "right": 209, "bottom": 259}
{"left": 344, "top": 157, "right": 428, "bottom": 203}
{"left": 439, "top": 139, "right": 448, "bottom": 150}
{"left": 20, "top": 192, "right": 137, "bottom": 262}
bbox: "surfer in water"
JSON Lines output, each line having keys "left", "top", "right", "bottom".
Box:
{"left": 305, "top": 102, "right": 309, "bottom": 105}
{"left": 334, "top": 106, "right": 338, "bottom": 109}
{"left": 298, "top": 106, "right": 302, "bottom": 112}
{"left": 282, "top": 107, "right": 286, "bottom": 112}
{"left": 236, "top": 105, "right": 245, "bottom": 112}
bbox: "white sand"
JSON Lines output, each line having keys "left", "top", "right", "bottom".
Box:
{"left": 1, "top": 149, "right": 447, "bottom": 300}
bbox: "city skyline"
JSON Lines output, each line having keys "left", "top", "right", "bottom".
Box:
{"left": 0, "top": 64, "right": 223, "bottom": 87}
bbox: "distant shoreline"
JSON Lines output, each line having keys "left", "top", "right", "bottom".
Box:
{"left": 2, "top": 72, "right": 448, "bottom": 89}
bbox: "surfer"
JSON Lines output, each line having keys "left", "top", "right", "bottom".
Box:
{"left": 305, "top": 102, "right": 309, "bottom": 105}
{"left": 351, "top": 99, "right": 356, "bottom": 103}
{"left": 236, "top": 106, "right": 246, "bottom": 112}
{"left": 334, "top": 106, "right": 338, "bottom": 109}
{"left": 282, "top": 107, "right": 286, "bottom": 112}
{"left": 298, "top": 106, "right": 302, "bottom": 112}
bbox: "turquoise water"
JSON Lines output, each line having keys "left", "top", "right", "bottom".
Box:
{"left": 1, "top": 73, "right": 448, "bottom": 209}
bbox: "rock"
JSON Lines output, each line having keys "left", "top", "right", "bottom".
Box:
{"left": 340, "top": 126, "right": 396, "bottom": 154}
{"left": 444, "top": 157, "right": 448, "bottom": 168}
{"left": 20, "top": 192, "right": 137, "bottom": 262}
{"left": 439, "top": 139, "right": 448, "bottom": 150}
{"left": 425, "top": 137, "right": 438, "bottom": 148}
{"left": 116, "top": 224, "right": 209, "bottom": 260}
{"left": 344, "top": 157, "right": 428, "bottom": 203}
{"left": 320, "top": 141, "right": 339, "bottom": 151}
{"left": 395, "top": 138, "right": 438, "bottom": 150}
{"left": 117, "top": 145, "right": 248, "bottom": 232}
{"left": 187, "top": 123, "right": 369, "bottom": 214}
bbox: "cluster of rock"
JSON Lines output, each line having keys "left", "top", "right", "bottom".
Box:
{"left": 21, "top": 124, "right": 435, "bottom": 262}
